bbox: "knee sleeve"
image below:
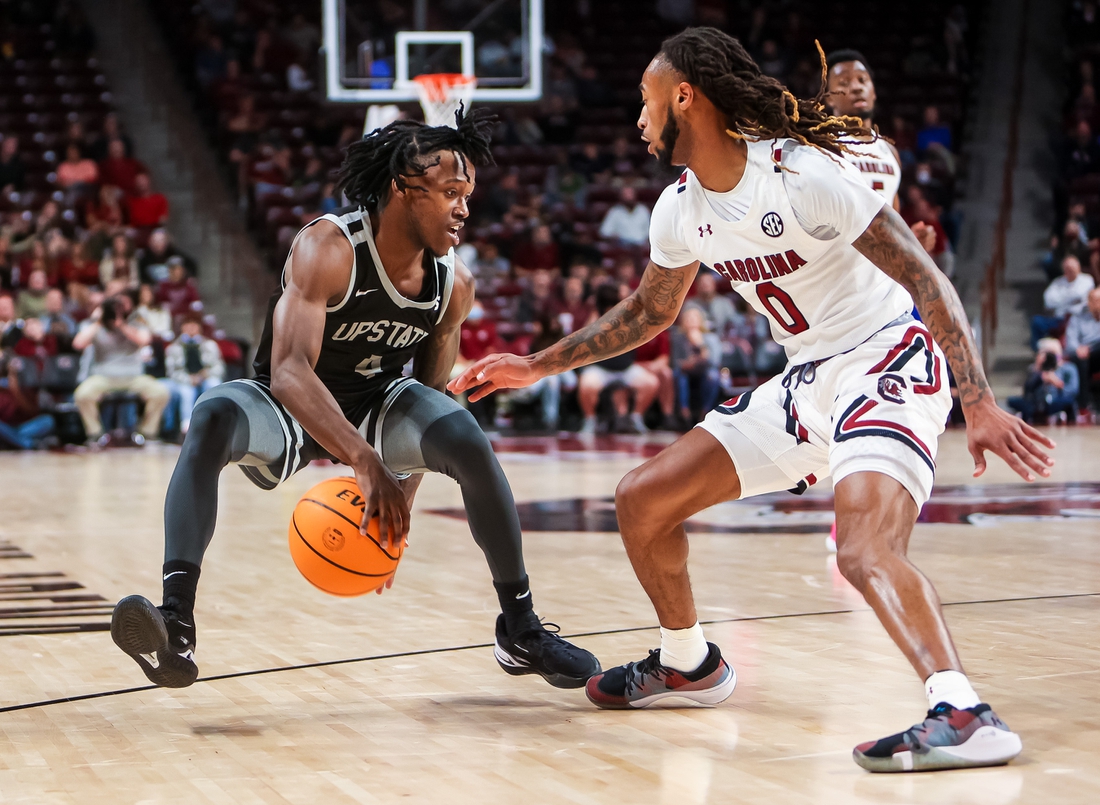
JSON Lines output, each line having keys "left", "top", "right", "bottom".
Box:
{"left": 164, "top": 396, "right": 251, "bottom": 566}
{"left": 420, "top": 409, "right": 498, "bottom": 481}
{"left": 420, "top": 409, "right": 526, "bottom": 583}
{"left": 186, "top": 396, "right": 250, "bottom": 464}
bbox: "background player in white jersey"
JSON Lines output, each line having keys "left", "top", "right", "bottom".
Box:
{"left": 823, "top": 49, "right": 936, "bottom": 552}
{"left": 451, "top": 28, "right": 1054, "bottom": 772}
{"left": 825, "top": 49, "right": 936, "bottom": 253}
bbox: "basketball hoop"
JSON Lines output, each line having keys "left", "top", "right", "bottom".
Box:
{"left": 412, "top": 73, "right": 478, "bottom": 128}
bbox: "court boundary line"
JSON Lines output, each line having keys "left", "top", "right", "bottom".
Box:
{"left": 1, "top": 590, "right": 1095, "bottom": 714}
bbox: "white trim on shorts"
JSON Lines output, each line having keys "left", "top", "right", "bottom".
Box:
{"left": 235, "top": 378, "right": 305, "bottom": 486}
{"left": 361, "top": 376, "right": 418, "bottom": 479}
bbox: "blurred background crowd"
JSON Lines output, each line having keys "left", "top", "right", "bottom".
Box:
{"left": 1, "top": 0, "right": 976, "bottom": 448}
{"left": 1012, "top": 1, "right": 1100, "bottom": 424}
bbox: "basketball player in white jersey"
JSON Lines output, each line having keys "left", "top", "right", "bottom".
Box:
{"left": 451, "top": 28, "right": 1054, "bottom": 772}
{"left": 825, "top": 50, "right": 903, "bottom": 205}
{"left": 823, "top": 50, "right": 934, "bottom": 552}
{"left": 827, "top": 49, "right": 936, "bottom": 251}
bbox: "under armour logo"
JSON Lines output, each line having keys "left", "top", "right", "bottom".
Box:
{"left": 699, "top": 224, "right": 713, "bottom": 237}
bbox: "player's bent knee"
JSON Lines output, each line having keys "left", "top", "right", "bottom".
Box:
{"left": 834, "top": 537, "right": 895, "bottom": 591}
{"left": 615, "top": 466, "right": 667, "bottom": 534}
{"left": 184, "top": 397, "right": 241, "bottom": 452}
{"left": 422, "top": 409, "right": 498, "bottom": 479}
{"left": 834, "top": 543, "right": 870, "bottom": 589}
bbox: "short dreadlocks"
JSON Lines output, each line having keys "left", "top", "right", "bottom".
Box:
{"left": 335, "top": 105, "right": 496, "bottom": 211}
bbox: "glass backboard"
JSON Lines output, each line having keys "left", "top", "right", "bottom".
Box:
{"left": 322, "top": 0, "right": 543, "bottom": 103}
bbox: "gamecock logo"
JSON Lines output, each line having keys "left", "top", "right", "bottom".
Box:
{"left": 877, "top": 374, "right": 907, "bottom": 404}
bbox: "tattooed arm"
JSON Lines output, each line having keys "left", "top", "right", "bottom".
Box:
{"left": 448, "top": 260, "right": 698, "bottom": 401}
{"left": 855, "top": 205, "right": 1055, "bottom": 481}
{"left": 855, "top": 206, "right": 988, "bottom": 408}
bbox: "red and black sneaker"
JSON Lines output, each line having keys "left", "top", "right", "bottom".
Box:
{"left": 853, "top": 702, "right": 1023, "bottom": 772}
{"left": 585, "top": 643, "right": 736, "bottom": 709}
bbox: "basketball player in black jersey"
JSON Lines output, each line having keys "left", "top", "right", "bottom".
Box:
{"left": 110, "top": 109, "right": 599, "bottom": 691}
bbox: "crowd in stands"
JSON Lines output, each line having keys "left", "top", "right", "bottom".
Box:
{"left": 1017, "top": 0, "right": 1100, "bottom": 423}
{"left": 152, "top": 0, "right": 975, "bottom": 433}
{"left": 0, "top": 0, "right": 242, "bottom": 451}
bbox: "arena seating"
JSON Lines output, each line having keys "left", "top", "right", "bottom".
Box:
{"left": 142, "top": 0, "right": 980, "bottom": 432}
{"left": 0, "top": 1, "right": 252, "bottom": 450}
{"left": 150, "top": 0, "right": 976, "bottom": 270}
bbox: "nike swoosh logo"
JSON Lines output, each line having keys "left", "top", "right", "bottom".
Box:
{"left": 163, "top": 571, "right": 186, "bottom": 580}
{"left": 515, "top": 590, "right": 531, "bottom": 600}
{"left": 355, "top": 289, "right": 378, "bottom": 297}
{"left": 178, "top": 649, "right": 195, "bottom": 663}
{"left": 140, "top": 651, "right": 160, "bottom": 669}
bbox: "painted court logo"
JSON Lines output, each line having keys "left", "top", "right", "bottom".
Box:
{"left": 761, "top": 212, "right": 784, "bottom": 237}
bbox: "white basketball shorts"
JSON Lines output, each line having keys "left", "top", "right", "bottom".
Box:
{"left": 698, "top": 320, "right": 952, "bottom": 507}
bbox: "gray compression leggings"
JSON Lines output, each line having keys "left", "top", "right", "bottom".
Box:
{"left": 163, "top": 381, "right": 526, "bottom": 583}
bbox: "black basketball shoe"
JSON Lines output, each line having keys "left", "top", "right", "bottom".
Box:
{"left": 493, "top": 614, "right": 601, "bottom": 689}
{"left": 111, "top": 595, "right": 198, "bottom": 688}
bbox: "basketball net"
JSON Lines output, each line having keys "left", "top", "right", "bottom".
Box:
{"left": 412, "top": 73, "right": 477, "bottom": 128}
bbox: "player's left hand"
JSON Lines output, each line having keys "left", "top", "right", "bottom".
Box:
{"left": 375, "top": 572, "right": 396, "bottom": 595}
{"left": 910, "top": 221, "right": 936, "bottom": 254}
{"left": 966, "top": 398, "right": 1056, "bottom": 482}
{"left": 447, "top": 353, "right": 541, "bottom": 402}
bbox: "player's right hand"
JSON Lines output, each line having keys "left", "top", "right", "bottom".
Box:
{"left": 447, "top": 353, "right": 541, "bottom": 402}
{"left": 909, "top": 221, "right": 936, "bottom": 254}
{"left": 353, "top": 454, "right": 409, "bottom": 551}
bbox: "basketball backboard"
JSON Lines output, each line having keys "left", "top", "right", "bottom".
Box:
{"left": 322, "top": 0, "right": 543, "bottom": 103}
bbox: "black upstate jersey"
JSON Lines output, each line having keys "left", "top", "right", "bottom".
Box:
{"left": 253, "top": 206, "right": 455, "bottom": 424}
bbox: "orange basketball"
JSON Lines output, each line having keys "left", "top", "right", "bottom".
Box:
{"left": 288, "top": 476, "right": 404, "bottom": 596}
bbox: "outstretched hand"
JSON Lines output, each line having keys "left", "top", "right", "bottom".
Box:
{"left": 967, "top": 399, "right": 1055, "bottom": 482}
{"left": 447, "top": 353, "right": 541, "bottom": 403}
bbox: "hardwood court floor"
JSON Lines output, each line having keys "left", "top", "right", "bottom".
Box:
{"left": 0, "top": 427, "right": 1096, "bottom": 804}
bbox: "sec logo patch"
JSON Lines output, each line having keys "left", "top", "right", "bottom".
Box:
{"left": 761, "top": 212, "right": 784, "bottom": 237}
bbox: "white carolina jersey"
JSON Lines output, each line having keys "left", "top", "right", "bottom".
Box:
{"left": 841, "top": 136, "right": 901, "bottom": 204}
{"left": 650, "top": 138, "right": 913, "bottom": 364}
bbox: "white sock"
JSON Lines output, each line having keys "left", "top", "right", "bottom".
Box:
{"left": 925, "top": 670, "right": 981, "bottom": 710}
{"left": 659, "top": 623, "right": 709, "bottom": 673}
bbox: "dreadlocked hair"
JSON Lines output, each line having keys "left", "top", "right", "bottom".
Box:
{"left": 659, "top": 27, "right": 868, "bottom": 157}
{"left": 335, "top": 105, "right": 496, "bottom": 211}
